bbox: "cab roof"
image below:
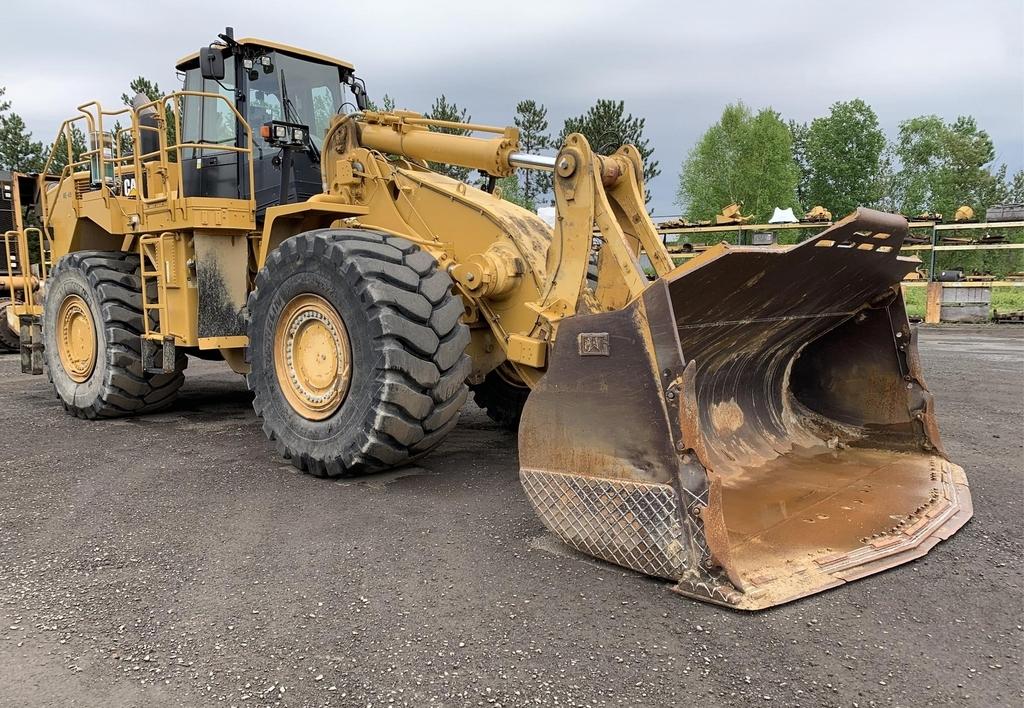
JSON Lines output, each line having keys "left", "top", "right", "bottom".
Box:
{"left": 175, "top": 37, "right": 354, "bottom": 72}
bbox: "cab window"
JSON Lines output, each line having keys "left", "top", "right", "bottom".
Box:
{"left": 181, "top": 58, "right": 238, "bottom": 148}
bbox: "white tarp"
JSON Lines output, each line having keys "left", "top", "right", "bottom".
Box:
{"left": 769, "top": 207, "right": 798, "bottom": 224}
{"left": 536, "top": 206, "right": 557, "bottom": 227}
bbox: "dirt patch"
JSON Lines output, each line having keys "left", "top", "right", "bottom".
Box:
{"left": 0, "top": 326, "right": 1020, "bottom": 706}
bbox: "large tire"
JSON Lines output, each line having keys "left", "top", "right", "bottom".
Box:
{"left": 43, "top": 251, "right": 186, "bottom": 418}
{"left": 0, "top": 297, "right": 19, "bottom": 352}
{"left": 470, "top": 363, "right": 530, "bottom": 431}
{"left": 246, "top": 229, "right": 471, "bottom": 477}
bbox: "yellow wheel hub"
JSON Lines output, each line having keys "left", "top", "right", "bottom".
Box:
{"left": 274, "top": 294, "right": 352, "bottom": 420}
{"left": 56, "top": 294, "right": 97, "bottom": 383}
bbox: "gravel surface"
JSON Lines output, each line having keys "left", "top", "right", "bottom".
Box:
{"left": 0, "top": 326, "right": 1021, "bottom": 707}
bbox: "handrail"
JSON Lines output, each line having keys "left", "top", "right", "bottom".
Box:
{"left": 38, "top": 92, "right": 257, "bottom": 226}
{"left": 37, "top": 109, "right": 123, "bottom": 233}
{"left": 2, "top": 231, "right": 18, "bottom": 303}
{"left": 130, "top": 90, "right": 256, "bottom": 209}
{"left": 75, "top": 101, "right": 132, "bottom": 168}
{"left": 2, "top": 229, "right": 40, "bottom": 311}
{"left": 39, "top": 115, "right": 93, "bottom": 205}
{"left": 26, "top": 228, "right": 50, "bottom": 281}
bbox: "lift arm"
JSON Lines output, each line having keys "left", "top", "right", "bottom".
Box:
{"left": 327, "top": 111, "right": 675, "bottom": 332}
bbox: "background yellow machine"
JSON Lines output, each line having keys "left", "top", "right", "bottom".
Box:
{"left": 2, "top": 29, "right": 972, "bottom": 609}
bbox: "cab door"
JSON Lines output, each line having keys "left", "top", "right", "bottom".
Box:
{"left": 180, "top": 60, "right": 246, "bottom": 200}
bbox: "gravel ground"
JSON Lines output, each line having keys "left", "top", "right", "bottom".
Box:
{"left": 0, "top": 325, "right": 1021, "bottom": 707}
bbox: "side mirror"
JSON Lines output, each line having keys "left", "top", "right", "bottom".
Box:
{"left": 199, "top": 47, "right": 225, "bottom": 81}
{"left": 351, "top": 80, "right": 369, "bottom": 112}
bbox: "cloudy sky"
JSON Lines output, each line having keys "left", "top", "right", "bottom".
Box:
{"left": 3, "top": 0, "right": 1022, "bottom": 214}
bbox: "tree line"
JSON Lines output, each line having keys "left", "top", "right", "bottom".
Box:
{"left": 359, "top": 93, "right": 1023, "bottom": 222}
{"left": 3, "top": 80, "right": 1020, "bottom": 223}
{"left": 0, "top": 78, "right": 170, "bottom": 177}
{"left": 368, "top": 92, "right": 658, "bottom": 211}
{"left": 679, "top": 99, "right": 1023, "bottom": 223}
{"left": 0, "top": 80, "right": 656, "bottom": 214}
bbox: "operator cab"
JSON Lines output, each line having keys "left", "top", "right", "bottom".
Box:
{"left": 175, "top": 29, "right": 368, "bottom": 218}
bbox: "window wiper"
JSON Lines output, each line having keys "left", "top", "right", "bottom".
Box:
{"left": 279, "top": 69, "right": 320, "bottom": 164}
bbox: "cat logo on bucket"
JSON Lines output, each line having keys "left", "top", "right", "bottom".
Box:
{"left": 578, "top": 332, "right": 610, "bottom": 356}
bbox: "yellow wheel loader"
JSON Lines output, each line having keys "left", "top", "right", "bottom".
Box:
{"left": 3, "top": 29, "right": 972, "bottom": 609}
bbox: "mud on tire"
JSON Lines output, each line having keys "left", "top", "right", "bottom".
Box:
{"left": 43, "top": 250, "right": 187, "bottom": 418}
{"left": 246, "top": 228, "right": 471, "bottom": 476}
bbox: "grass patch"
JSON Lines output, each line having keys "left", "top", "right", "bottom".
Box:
{"left": 903, "top": 286, "right": 926, "bottom": 319}
{"left": 993, "top": 287, "right": 1024, "bottom": 314}
{"left": 902, "top": 285, "right": 1024, "bottom": 320}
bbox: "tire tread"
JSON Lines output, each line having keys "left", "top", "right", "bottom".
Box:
{"left": 247, "top": 229, "right": 470, "bottom": 477}
{"left": 44, "top": 250, "right": 186, "bottom": 418}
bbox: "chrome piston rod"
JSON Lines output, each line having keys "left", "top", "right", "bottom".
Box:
{"left": 509, "top": 152, "right": 556, "bottom": 171}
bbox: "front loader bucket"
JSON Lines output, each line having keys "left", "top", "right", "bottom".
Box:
{"left": 519, "top": 209, "right": 972, "bottom": 610}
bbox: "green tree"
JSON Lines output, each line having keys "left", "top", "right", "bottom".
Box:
{"left": 312, "top": 92, "right": 336, "bottom": 142}
{"left": 788, "top": 119, "right": 810, "bottom": 208}
{"left": 557, "top": 100, "right": 659, "bottom": 191}
{"left": 677, "top": 102, "right": 799, "bottom": 222}
{"left": 424, "top": 95, "right": 472, "bottom": 182}
{"left": 513, "top": 99, "right": 550, "bottom": 206}
{"left": 893, "top": 115, "right": 1009, "bottom": 217}
{"left": 1007, "top": 170, "right": 1024, "bottom": 203}
{"left": 119, "top": 76, "right": 176, "bottom": 157}
{"left": 0, "top": 86, "right": 46, "bottom": 172}
{"left": 803, "top": 99, "right": 886, "bottom": 217}
{"left": 120, "top": 76, "right": 163, "bottom": 106}
{"left": 44, "top": 126, "right": 88, "bottom": 174}
{"left": 121, "top": 76, "right": 164, "bottom": 134}
{"left": 495, "top": 173, "right": 535, "bottom": 211}
{"left": 365, "top": 94, "right": 396, "bottom": 112}
{"left": 872, "top": 144, "right": 901, "bottom": 213}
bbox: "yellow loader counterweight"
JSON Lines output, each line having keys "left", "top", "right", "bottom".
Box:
{"left": 1, "top": 31, "right": 971, "bottom": 610}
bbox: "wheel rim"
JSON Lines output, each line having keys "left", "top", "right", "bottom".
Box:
{"left": 56, "top": 294, "right": 96, "bottom": 383}
{"left": 274, "top": 294, "right": 352, "bottom": 421}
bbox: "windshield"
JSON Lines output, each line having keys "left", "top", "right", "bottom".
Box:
{"left": 248, "top": 52, "right": 347, "bottom": 150}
